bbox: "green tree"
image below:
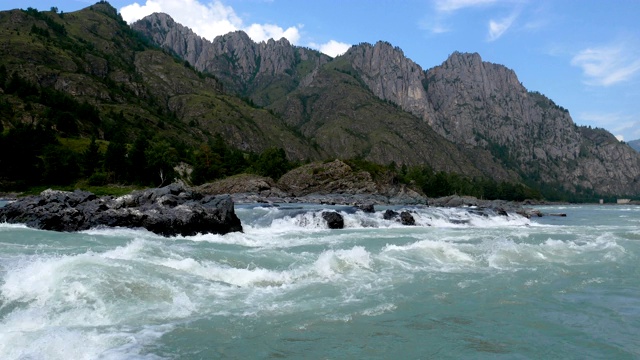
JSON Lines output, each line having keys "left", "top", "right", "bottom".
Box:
{"left": 252, "top": 147, "right": 291, "bottom": 180}
{"left": 42, "top": 145, "right": 80, "bottom": 185}
{"left": 145, "top": 138, "right": 178, "bottom": 186}
{"left": 128, "top": 134, "right": 149, "bottom": 184}
{"left": 81, "top": 137, "right": 102, "bottom": 177}
{"left": 104, "top": 140, "right": 127, "bottom": 182}
{"left": 0, "top": 124, "right": 56, "bottom": 189}
{"left": 191, "top": 144, "right": 223, "bottom": 185}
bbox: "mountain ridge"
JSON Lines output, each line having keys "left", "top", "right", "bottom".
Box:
{"left": 132, "top": 12, "right": 640, "bottom": 196}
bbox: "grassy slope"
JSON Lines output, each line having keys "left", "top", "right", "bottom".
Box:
{"left": 0, "top": 3, "right": 320, "bottom": 160}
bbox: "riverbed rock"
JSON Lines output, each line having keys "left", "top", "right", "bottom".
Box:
{"left": 0, "top": 183, "right": 243, "bottom": 236}
{"left": 383, "top": 209, "right": 399, "bottom": 220}
{"left": 356, "top": 203, "right": 375, "bottom": 213}
{"left": 400, "top": 211, "right": 416, "bottom": 225}
{"left": 322, "top": 211, "right": 344, "bottom": 229}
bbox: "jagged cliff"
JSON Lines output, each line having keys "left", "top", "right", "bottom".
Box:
{"left": 343, "top": 43, "right": 640, "bottom": 195}
{"left": 131, "top": 13, "right": 330, "bottom": 105}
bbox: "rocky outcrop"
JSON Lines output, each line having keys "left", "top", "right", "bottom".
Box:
{"left": 276, "top": 160, "right": 427, "bottom": 204}
{"left": 0, "top": 183, "right": 243, "bottom": 236}
{"left": 277, "top": 160, "right": 377, "bottom": 196}
{"left": 197, "top": 174, "right": 284, "bottom": 196}
{"left": 346, "top": 41, "right": 436, "bottom": 124}
{"left": 194, "top": 163, "right": 427, "bottom": 205}
{"left": 132, "top": 13, "right": 330, "bottom": 104}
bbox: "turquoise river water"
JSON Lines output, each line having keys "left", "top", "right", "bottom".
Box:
{"left": 0, "top": 201, "right": 639, "bottom": 359}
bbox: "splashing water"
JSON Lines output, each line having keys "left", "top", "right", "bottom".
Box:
{"left": 1, "top": 204, "right": 639, "bottom": 358}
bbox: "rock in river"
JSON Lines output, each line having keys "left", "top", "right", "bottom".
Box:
{"left": 0, "top": 183, "right": 243, "bottom": 236}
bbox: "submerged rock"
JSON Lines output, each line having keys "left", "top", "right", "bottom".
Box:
{"left": 381, "top": 209, "right": 416, "bottom": 226}
{"left": 322, "top": 211, "right": 344, "bottom": 229}
{"left": 0, "top": 183, "right": 243, "bottom": 236}
{"left": 356, "top": 203, "right": 375, "bottom": 213}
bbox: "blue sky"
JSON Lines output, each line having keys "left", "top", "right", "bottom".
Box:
{"left": 5, "top": 0, "right": 640, "bottom": 141}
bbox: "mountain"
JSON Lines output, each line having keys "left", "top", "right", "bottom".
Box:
{"left": 629, "top": 139, "right": 640, "bottom": 152}
{"left": 133, "top": 13, "right": 640, "bottom": 196}
{"left": 1, "top": 3, "right": 638, "bottom": 198}
{"left": 0, "top": 3, "right": 319, "bottom": 160}
{"left": 342, "top": 44, "right": 640, "bottom": 196}
{"left": 132, "top": 11, "right": 506, "bottom": 178}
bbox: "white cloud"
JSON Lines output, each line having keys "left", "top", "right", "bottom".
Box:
{"left": 425, "top": 0, "right": 499, "bottom": 36}
{"left": 245, "top": 23, "right": 301, "bottom": 44}
{"left": 309, "top": 40, "right": 351, "bottom": 57}
{"left": 429, "top": 0, "right": 525, "bottom": 38}
{"left": 120, "top": 0, "right": 300, "bottom": 44}
{"left": 571, "top": 44, "right": 640, "bottom": 86}
{"left": 435, "top": 0, "right": 498, "bottom": 13}
{"left": 487, "top": 12, "right": 517, "bottom": 41}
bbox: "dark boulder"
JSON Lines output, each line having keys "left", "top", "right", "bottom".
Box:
{"left": 400, "top": 211, "right": 415, "bottom": 226}
{"left": 322, "top": 211, "right": 344, "bottom": 229}
{"left": 0, "top": 183, "right": 242, "bottom": 236}
{"left": 356, "top": 203, "right": 375, "bottom": 213}
{"left": 382, "top": 209, "right": 415, "bottom": 225}
{"left": 383, "top": 209, "right": 399, "bottom": 220}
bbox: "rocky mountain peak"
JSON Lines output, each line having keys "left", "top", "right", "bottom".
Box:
{"left": 443, "top": 51, "right": 482, "bottom": 68}
{"left": 345, "top": 41, "right": 434, "bottom": 121}
{"left": 133, "top": 12, "right": 206, "bottom": 68}
{"left": 434, "top": 51, "right": 524, "bottom": 100}
{"left": 133, "top": 15, "right": 329, "bottom": 102}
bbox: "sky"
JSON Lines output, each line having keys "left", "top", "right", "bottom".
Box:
{"left": 4, "top": 0, "right": 640, "bottom": 141}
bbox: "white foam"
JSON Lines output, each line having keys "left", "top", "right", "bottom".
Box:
{"left": 380, "top": 239, "right": 477, "bottom": 272}
{"left": 313, "top": 246, "right": 373, "bottom": 279}
{"left": 0, "top": 223, "right": 28, "bottom": 229}
{"left": 486, "top": 232, "right": 626, "bottom": 269}
{"left": 160, "top": 256, "right": 296, "bottom": 287}
{"left": 360, "top": 303, "right": 397, "bottom": 317}
{"left": 0, "top": 323, "right": 168, "bottom": 360}
{"left": 81, "top": 227, "right": 162, "bottom": 239}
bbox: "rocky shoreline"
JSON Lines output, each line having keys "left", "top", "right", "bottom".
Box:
{"left": 0, "top": 180, "right": 546, "bottom": 236}
{"left": 0, "top": 183, "right": 242, "bottom": 237}
{"left": 0, "top": 159, "right": 570, "bottom": 236}
{"left": 2, "top": 160, "right": 609, "bottom": 235}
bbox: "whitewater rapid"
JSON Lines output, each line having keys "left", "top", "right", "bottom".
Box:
{"left": 0, "top": 204, "right": 638, "bottom": 359}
